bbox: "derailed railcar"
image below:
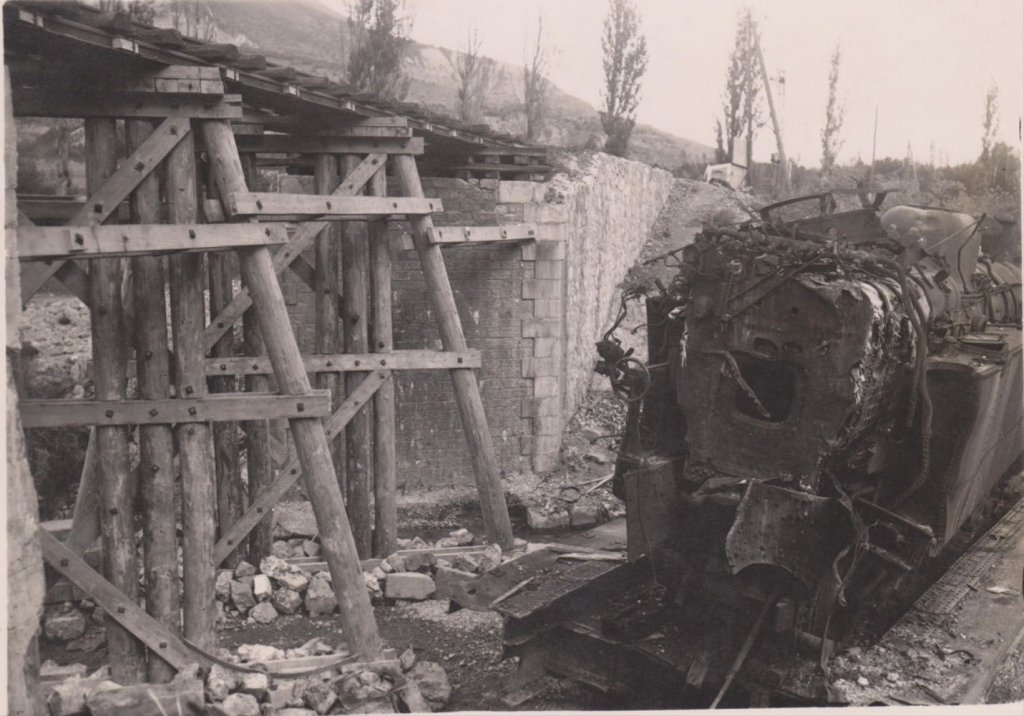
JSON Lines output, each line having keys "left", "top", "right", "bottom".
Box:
{"left": 456, "top": 192, "right": 1022, "bottom": 708}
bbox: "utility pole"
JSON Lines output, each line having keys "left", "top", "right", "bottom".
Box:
{"left": 754, "top": 34, "right": 790, "bottom": 194}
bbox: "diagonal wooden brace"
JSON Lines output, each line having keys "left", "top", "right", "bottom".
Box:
{"left": 201, "top": 153, "right": 386, "bottom": 352}
{"left": 213, "top": 370, "right": 389, "bottom": 565}
{"left": 20, "top": 115, "right": 192, "bottom": 303}
{"left": 40, "top": 530, "right": 205, "bottom": 672}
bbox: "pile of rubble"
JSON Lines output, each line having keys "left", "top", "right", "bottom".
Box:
{"left": 43, "top": 639, "right": 451, "bottom": 715}
{"left": 218, "top": 516, "right": 516, "bottom": 625}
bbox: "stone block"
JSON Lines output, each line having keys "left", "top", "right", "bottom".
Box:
{"left": 219, "top": 692, "right": 260, "bottom": 716}
{"left": 534, "top": 239, "right": 566, "bottom": 261}
{"left": 252, "top": 574, "right": 272, "bottom": 602}
{"left": 523, "top": 203, "right": 569, "bottom": 223}
{"left": 570, "top": 503, "right": 605, "bottom": 528}
{"left": 238, "top": 671, "right": 269, "bottom": 699}
{"left": 498, "top": 180, "right": 540, "bottom": 204}
{"left": 384, "top": 573, "right": 436, "bottom": 600}
{"left": 304, "top": 573, "right": 337, "bottom": 616}
{"left": 522, "top": 279, "right": 562, "bottom": 299}
{"left": 522, "top": 318, "right": 561, "bottom": 338}
{"left": 250, "top": 602, "right": 279, "bottom": 624}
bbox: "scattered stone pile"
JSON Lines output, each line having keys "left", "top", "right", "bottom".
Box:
{"left": 217, "top": 523, "right": 523, "bottom": 625}
{"left": 43, "top": 640, "right": 451, "bottom": 715}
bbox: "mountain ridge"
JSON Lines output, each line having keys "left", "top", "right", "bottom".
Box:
{"left": 170, "top": 0, "right": 713, "bottom": 168}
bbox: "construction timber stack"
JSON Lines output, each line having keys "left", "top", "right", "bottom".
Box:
{"left": 453, "top": 191, "right": 1022, "bottom": 708}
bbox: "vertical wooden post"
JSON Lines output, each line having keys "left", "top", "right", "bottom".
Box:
{"left": 200, "top": 121, "right": 382, "bottom": 659}
{"left": 369, "top": 166, "right": 397, "bottom": 557}
{"left": 341, "top": 154, "right": 374, "bottom": 557}
{"left": 5, "top": 66, "right": 45, "bottom": 714}
{"left": 208, "top": 211, "right": 243, "bottom": 566}
{"left": 126, "top": 119, "right": 179, "bottom": 683}
{"left": 315, "top": 154, "right": 345, "bottom": 498}
{"left": 86, "top": 117, "right": 147, "bottom": 682}
{"left": 240, "top": 154, "right": 273, "bottom": 565}
{"left": 166, "top": 128, "right": 217, "bottom": 650}
{"left": 392, "top": 155, "right": 514, "bottom": 548}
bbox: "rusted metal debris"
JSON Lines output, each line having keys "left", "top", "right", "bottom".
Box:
{"left": 456, "top": 191, "right": 1022, "bottom": 708}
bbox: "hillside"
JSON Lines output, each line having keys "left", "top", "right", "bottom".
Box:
{"left": 165, "top": 0, "right": 713, "bottom": 168}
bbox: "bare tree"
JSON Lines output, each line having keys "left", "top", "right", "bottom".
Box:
{"left": 167, "top": 0, "right": 216, "bottom": 42}
{"left": 599, "top": 0, "right": 648, "bottom": 157}
{"left": 98, "top": 0, "right": 156, "bottom": 24}
{"left": 820, "top": 44, "right": 844, "bottom": 176}
{"left": 347, "top": 0, "right": 411, "bottom": 101}
{"left": 980, "top": 81, "right": 999, "bottom": 162}
{"left": 716, "top": 9, "right": 763, "bottom": 168}
{"left": 450, "top": 29, "right": 494, "bottom": 123}
{"left": 521, "top": 16, "right": 551, "bottom": 143}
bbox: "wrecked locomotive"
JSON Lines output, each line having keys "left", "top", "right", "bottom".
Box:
{"left": 457, "top": 192, "right": 1022, "bottom": 707}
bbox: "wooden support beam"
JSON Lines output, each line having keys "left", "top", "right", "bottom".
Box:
{"left": 14, "top": 223, "right": 286, "bottom": 259}
{"left": 315, "top": 154, "right": 345, "bottom": 498}
{"left": 342, "top": 154, "right": 374, "bottom": 558}
{"left": 127, "top": 118, "right": 179, "bottom": 683}
{"left": 235, "top": 135, "right": 423, "bottom": 155}
{"left": 20, "top": 391, "right": 332, "bottom": 428}
{"left": 370, "top": 166, "right": 397, "bottom": 557}
{"left": 213, "top": 371, "right": 388, "bottom": 565}
{"left": 84, "top": 116, "right": 146, "bottom": 683}
{"left": 166, "top": 128, "right": 217, "bottom": 651}
{"left": 40, "top": 532, "right": 206, "bottom": 672}
{"left": 200, "top": 153, "right": 386, "bottom": 350}
{"left": 208, "top": 242, "right": 244, "bottom": 568}
{"left": 200, "top": 119, "right": 383, "bottom": 660}
{"left": 226, "top": 193, "right": 441, "bottom": 220}
{"left": 240, "top": 154, "right": 273, "bottom": 567}
{"left": 21, "top": 114, "right": 191, "bottom": 303}
{"left": 427, "top": 224, "right": 539, "bottom": 245}
{"left": 311, "top": 126, "right": 413, "bottom": 138}
{"left": 205, "top": 349, "right": 481, "bottom": 376}
{"left": 392, "top": 154, "right": 514, "bottom": 549}
{"left": 11, "top": 90, "right": 243, "bottom": 119}
{"left": 186, "top": 43, "right": 240, "bottom": 61}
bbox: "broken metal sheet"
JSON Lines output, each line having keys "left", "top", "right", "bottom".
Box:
{"left": 725, "top": 481, "right": 845, "bottom": 590}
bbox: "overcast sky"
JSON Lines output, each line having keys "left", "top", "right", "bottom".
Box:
{"left": 321, "top": 0, "right": 1023, "bottom": 167}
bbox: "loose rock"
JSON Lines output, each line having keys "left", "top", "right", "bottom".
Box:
{"left": 302, "top": 539, "right": 321, "bottom": 557}
{"left": 206, "top": 663, "right": 238, "bottom": 702}
{"left": 479, "top": 543, "right": 502, "bottom": 572}
{"left": 237, "top": 644, "right": 285, "bottom": 663}
{"left": 215, "top": 570, "right": 234, "bottom": 602}
{"left": 400, "top": 647, "right": 416, "bottom": 671}
{"left": 234, "top": 561, "right": 257, "bottom": 578}
{"left": 251, "top": 601, "right": 279, "bottom": 624}
{"left": 303, "top": 681, "right": 338, "bottom": 714}
{"left": 385, "top": 573, "right": 435, "bottom": 600}
{"left": 231, "top": 579, "right": 256, "bottom": 612}
{"left": 238, "top": 671, "right": 270, "bottom": 699}
{"left": 526, "top": 507, "right": 570, "bottom": 530}
{"left": 220, "top": 692, "right": 260, "bottom": 716}
{"left": 252, "top": 574, "right": 273, "bottom": 602}
{"left": 407, "top": 661, "right": 451, "bottom": 710}
{"left": 570, "top": 502, "right": 604, "bottom": 528}
{"left": 272, "top": 588, "right": 302, "bottom": 615}
{"left": 304, "top": 573, "right": 337, "bottom": 616}
{"left": 260, "top": 556, "right": 311, "bottom": 593}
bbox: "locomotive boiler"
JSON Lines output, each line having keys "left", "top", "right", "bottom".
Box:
{"left": 453, "top": 191, "right": 1022, "bottom": 708}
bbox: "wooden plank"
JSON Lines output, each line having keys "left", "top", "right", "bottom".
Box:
{"left": 84, "top": 117, "right": 146, "bottom": 683}
{"left": 14, "top": 223, "right": 286, "bottom": 259}
{"left": 20, "top": 391, "right": 333, "bottom": 428}
{"left": 11, "top": 90, "right": 243, "bottom": 119}
{"left": 213, "top": 371, "right": 387, "bottom": 565}
{"left": 186, "top": 43, "right": 240, "bottom": 61}
{"left": 201, "top": 119, "right": 383, "bottom": 660}
{"left": 39, "top": 531, "right": 205, "bottom": 671}
{"left": 369, "top": 164, "right": 397, "bottom": 557}
{"left": 205, "top": 349, "right": 481, "bottom": 376}
{"left": 166, "top": 129, "right": 217, "bottom": 650}
{"left": 428, "top": 224, "right": 539, "bottom": 245}
{"left": 341, "top": 154, "right": 374, "bottom": 558}
{"left": 16, "top": 195, "right": 110, "bottom": 223}
{"left": 126, "top": 117, "right": 178, "bottom": 683}
{"left": 312, "top": 126, "right": 413, "bottom": 138}
{"left": 226, "top": 193, "right": 441, "bottom": 220}
{"left": 393, "top": 154, "right": 514, "bottom": 549}
{"left": 20, "top": 114, "right": 191, "bottom": 302}
{"left": 315, "top": 154, "right": 345, "bottom": 498}
{"left": 200, "top": 153, "right": 386, "bottom": 351}
{"left": 235, "top": 135, "right": 423, "bottom": 155}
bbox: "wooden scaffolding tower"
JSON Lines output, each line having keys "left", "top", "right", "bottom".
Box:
{"left": 8, "top": 61, "right": 513, "bottom": 688}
